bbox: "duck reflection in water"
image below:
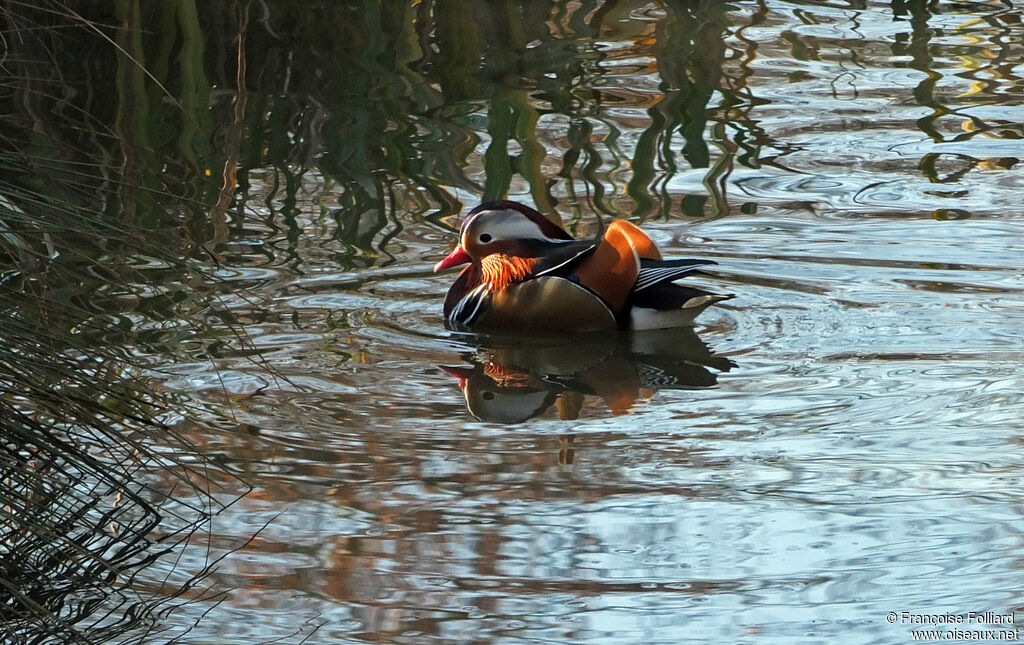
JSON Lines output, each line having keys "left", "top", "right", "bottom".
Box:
{"left": 441, "top": 327, "right": 735, "bottom": 424}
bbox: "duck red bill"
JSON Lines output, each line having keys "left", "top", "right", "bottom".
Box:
{"left": 438, "top": 364, "right": 474, "bottom": 388}
{"left": 433, "top": 246, "right": 471, "bottom": 272}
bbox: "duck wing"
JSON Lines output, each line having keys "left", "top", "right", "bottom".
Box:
{"left": 634, "top": 258, "right": 718, "bottom": 292}
{"left": 529, "top": 240, "right": 599, "bottom": 277}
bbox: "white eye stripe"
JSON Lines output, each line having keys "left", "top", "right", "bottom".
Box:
{"left": 463, "top": 209, "right": 551, "bottom": 245}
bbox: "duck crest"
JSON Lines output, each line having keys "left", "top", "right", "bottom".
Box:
{"left": 479, "top": 254, "right": 535, "bottom": 291}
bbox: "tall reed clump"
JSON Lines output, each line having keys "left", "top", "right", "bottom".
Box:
{"left": 0, "top": 2, "right": 248, "bottom": 642}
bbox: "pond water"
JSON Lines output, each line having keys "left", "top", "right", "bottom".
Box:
{"left": 9, "top": 1, "right": 1024, "bottom": 643}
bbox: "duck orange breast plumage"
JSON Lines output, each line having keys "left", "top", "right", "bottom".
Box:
{"left": 433, "top": 200, "right": 731, "bottom": 332}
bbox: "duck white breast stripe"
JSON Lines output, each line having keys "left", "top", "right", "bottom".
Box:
{"left": 452, "top": 284, "right": 488, "bottom": 325}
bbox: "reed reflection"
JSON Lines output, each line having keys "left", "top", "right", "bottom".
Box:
{"left": 442, "top": 328, "right": 734, "bottom": 423}
{"left": 892, "top": 1, "right": 1024, "bottom": 146}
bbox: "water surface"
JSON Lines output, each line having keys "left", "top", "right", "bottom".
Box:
{"left": 13, "top": 1, "right": 1024, "bottom": 643}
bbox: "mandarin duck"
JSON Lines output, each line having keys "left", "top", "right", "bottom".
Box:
{"left": 433, "top": 200, "right": 731, "bottom": 332}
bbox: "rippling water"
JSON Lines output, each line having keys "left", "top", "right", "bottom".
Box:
{"left": 109, "top": 1, "right": 1024, "bottom": 643}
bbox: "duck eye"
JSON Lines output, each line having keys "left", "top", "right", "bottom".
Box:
{"left": 479, "top": 233, "right": 492, "bottom": 243}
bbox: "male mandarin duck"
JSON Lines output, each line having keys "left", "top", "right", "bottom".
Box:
{"left": 433, "top": 200, "right": 731, "bottom": 332}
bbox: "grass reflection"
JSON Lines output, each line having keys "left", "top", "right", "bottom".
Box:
{"left": 0, "top": 3, "right": 244, "bottom": 640}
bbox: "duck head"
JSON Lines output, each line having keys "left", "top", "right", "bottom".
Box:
{"left": 433, "top": 200, "right": 574, "bottom": 272}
